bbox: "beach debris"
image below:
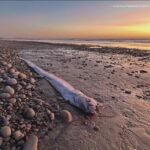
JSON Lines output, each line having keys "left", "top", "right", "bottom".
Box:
{"left": 0, "top": 126, "right": 11, "bottom": 138}
{"left": 61, "top": 110, "right": 73, "bottom": 123}
{"left": 23, "top": 135, "right": 38, "bottom": 150}
{"left": 22, "top": 58, "right": 99, "bottom": 114}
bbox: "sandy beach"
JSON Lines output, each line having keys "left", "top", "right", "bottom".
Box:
{"left": 0, "top": 40, "right": 150, "bottom": 150}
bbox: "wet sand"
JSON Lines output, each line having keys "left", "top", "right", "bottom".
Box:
{"left": 0, "top": 40, "right": 150, "bottom": 150}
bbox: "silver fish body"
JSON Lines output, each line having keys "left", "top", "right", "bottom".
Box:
{"left": 22, "top": 58, "right": 98, "bottom": 114}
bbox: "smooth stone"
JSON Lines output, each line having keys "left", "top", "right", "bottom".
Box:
{"left": 0, "top": 126, "right": 11, "bottom": 138}
{"left": 61, "top": 110, "right": 73, "bottom": 123}
{"left": 19, "top": 73, "right": 27, "bottom": 79}
{"left": 13, "top": 130, "right": 24, "bottom": 140}
{"left": 1, "top": 61, "right": 7, "bottom": 66}
{"left": 0, "top": 93, "right": 11, "bottom": 99}
{"left": 2, "top": 118, "right": 10, "bottom": 126}
{"left": 9, "top": 68, "right": 15, "bottom": 74}
{"left": 12, "top": 71, "right": 20, "bottom": 78}
{"left": 4, "top": 86, "right": 15, "bottom": 95}
{"left": 30, "top": 78, "right": 36, "bottom": 84}
{"left": 27, "top": 91, "right": 32, "bottom": 97}
{"left": 24, "top": 108, "right": 36, "bottom": 119}
{"left": 7, "top": 78, "right": 17, "bottom": 85}
{"left": 26, "top": 84, "right": 33, "bottom": 89}
{"left": 0, "top": 78, "right": 4, "bottom": 82}
{"left": 8, "top": 98, "right": 16, "bottom": 104}
{"left": 23, "top": 135, "right": 38, "bottom": 150}
{"left": 0, "top": 137, "right": 3, "bottom": 146}
{"left": 47, "top": 109, "right": 55, "bottom": 121}
{"left": 16, "top": 84, "right": 22, "bottom": 91}
{"left": 19, "top": 94, "right": 26, "bottom": 99}
{"left": 0, "top": 69, "right": 5, "bottom": 74}
{"left": 7, "top": 63, "right": 12, "bottom": 68}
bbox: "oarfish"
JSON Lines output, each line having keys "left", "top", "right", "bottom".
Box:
{"left": 21, "top": 58, "right": 99, "bottom": 114}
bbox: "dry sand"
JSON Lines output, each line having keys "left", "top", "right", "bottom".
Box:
{"left": 0, "top": 40, "right": 150, "bottom": 150}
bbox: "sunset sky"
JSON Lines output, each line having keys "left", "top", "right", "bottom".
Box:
{"left": 0, "top": 1, "right": 150, "bottom": 39}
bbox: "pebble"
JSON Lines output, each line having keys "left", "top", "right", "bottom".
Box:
{"left": 24, "top": 108, "right": 36, "bottom": 119}
{"left": 13, "top": 130, "right": 24, "bottom": 140}
{"left": 1, "top": 61, "right": 7, "bottom": 66}
{"left": 26, "top": 84, "right": 33, "bottom": 89}
{"left": 0, "top": 93, "right": 11, "bottom": 99}
{"left": 0, "top": 126, "right": 11, "bottom": 138}
{"left": 30, "top": 78, "right": 36, "bottom": 84}
{"left": 7, "top": 78, "right": 17, "bottom": 85}
{"left": 7, "top": 63, "right": 12, "bottom": 68}
{"left": 47, "top": 109, "right": 55, "bottom": 121}
{"left": 16, "top": 84, "right": 22, "bottom": 91}
{"left": 8, "top": 98, "right": 16, "bottom": 104}
{"left": 12, "top": 71, "right": 20, "bottom": 78}
{"left": 61, "top": 110, "right": 73, "bottom": 123}
{"left": 9, "top": 68, "right": 15, "bottom": 74}
{"left": 0, "top": 137, "right": 3, "bottom": 146}
{"left": 23, "top": 135, "right": 38, "bottom": 150}
{"left": 4, "top": 86, "right": 15, "bottom": 95}
{"left": 19, "top": 73, "right": 27, "bottom": 79}
{"left": 19, "top": 94, "right": 26, "bottom": 99}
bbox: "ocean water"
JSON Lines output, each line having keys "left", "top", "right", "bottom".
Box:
{"left": 12, "top": 39, "right": 150, "bottom": 50}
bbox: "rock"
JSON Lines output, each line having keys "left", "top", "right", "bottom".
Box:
{"left": 9, "top": 68, "right": 15, "bottom": 74}
{"left": 16, "top": 84, "right": 22, "bottom": 91}
{"left": 2, "top": 118, "right": 10, "bottom": 126}
{"left": 0, "top": 93, "right": 11, "bottom": 99}
{"left": 26, "top": 84, "right": 33, "bottom": 90}
{"left": 0, "top": 78, "right": 4, "bottom": 82}
{"left": 47, "top": 109, "right": 55, "bottom": 120}
{"left": 61, "top": 110, "right": 73, "bottom": 123}
{"left": 8, "top": 98, "right": 16, "bottom": 104}
{"left": 19, "top": 73, "right": 27, "bottom": 79}
{"left": 4, "top": 86, "right": 15, "bottom": 95}
{"left": 7, "top": 63, "right": 12, "bottom": 68}
{"left": 23, "top": 135, "right": 38, "bottom": 150}
{"left": 1, "top": 61, "right": 7, "bottom": 66}
{"left": 0, "top": 126, "right": 11, "bottom": 138}
{"left": 30, "top": 78, "right": 36, "bottom": 84}
{"left": 0, "top": 69, "right": 5, "bottom": 74}
{"left": 12, "top": 71, "right": 20, "bottom": 78}
{"left": 13, "top": 130, "right": 24, "bottom": 140}
{"left": 7, "top": 78, "right": 17, "bottom": 85}
{"left": 19, "top": 94, "right": 26, "bottom": 99}
{"left": 24, "top": 108, "right": 36, "bottom": 119}
{"left": 0, "top": 137, "right": 3, "bottom": 146}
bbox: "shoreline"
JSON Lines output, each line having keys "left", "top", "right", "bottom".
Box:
{"left": 1, "top": 39, "right": 150, "bottom": 58}
{"left": 0, "top": 40, "right": 150, "bottom": 150}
